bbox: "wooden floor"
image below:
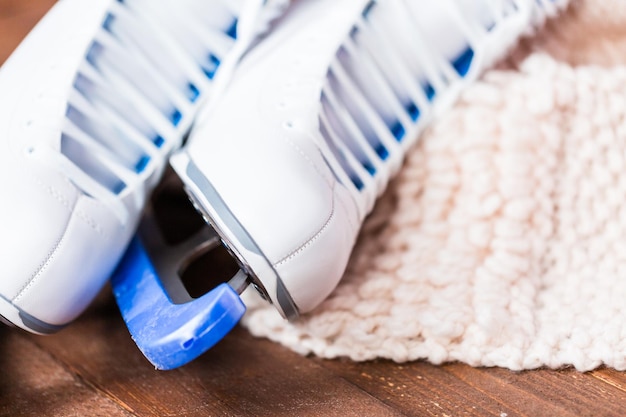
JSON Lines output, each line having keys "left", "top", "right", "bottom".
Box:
{"left": 4, "top": 1, "right": 626, "bottom": 416}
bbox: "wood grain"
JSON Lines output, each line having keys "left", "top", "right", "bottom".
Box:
{"left": 0, "top": 324, "right": 132, "bottom": 417}
{"left": 24, "top": 292, "right": 401, "bottom": 417}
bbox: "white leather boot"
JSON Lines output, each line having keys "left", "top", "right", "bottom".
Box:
{"left": 0, "top": 0, "right": 289, "bottom": 333}
{"left": 111, "top": 0, "right": 567, "bottom": 369}
{"left": 178, "top": 0, "right": 570, "bottom": 316}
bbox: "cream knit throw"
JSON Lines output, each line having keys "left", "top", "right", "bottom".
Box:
{"left": 241, "top": 0, "right": 626, "bottom": 371}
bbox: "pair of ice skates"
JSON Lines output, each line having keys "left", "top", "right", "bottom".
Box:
{"left": 0, "top": 0, "right": 564, "bottom": 369}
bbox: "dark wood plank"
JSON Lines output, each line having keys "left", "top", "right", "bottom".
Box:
{"left": 179, "top": 327, "right": 406, "bottom": 417}
{"left": 443, "top": 363, "right": 577, "bottom": 417}
{"left": 446, "top": 364, "right": 626, "bottom": 417}
{"left": 318, "top": 358, "right": 529, "bottom": 417}
{"left": 459, "top": 366, "right": 626, "bottom": 417}
{"left": 0, "top": 325, "right": 132, "bottom": 417}
{"left": 317, "top": 357, "right": 626, "bottom": 417}
{"left": 26, "top": 291, "right": 403, "bottom": 417}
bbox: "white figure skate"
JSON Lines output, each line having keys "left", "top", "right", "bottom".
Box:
{"left": 111, "top": 0, "right": 567, "bottom": 369}
{"left": 0, "top": 0, "right": 289, "bottom": 333}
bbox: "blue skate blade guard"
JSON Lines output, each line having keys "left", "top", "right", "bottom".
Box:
{"left": 111, "top": 236, "right": 246, "bottom": 370}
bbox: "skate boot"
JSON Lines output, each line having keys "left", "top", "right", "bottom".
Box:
{"left": 0, "top": 0, "right": 289, "bottom": 333}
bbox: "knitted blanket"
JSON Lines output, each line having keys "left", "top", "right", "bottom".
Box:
{"left": 241, "top": 0, "right": 626, "bottom": 371}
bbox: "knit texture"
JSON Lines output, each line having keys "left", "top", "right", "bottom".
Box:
{"left": 241, "top": 0, "right": 626, "bottom": 371}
